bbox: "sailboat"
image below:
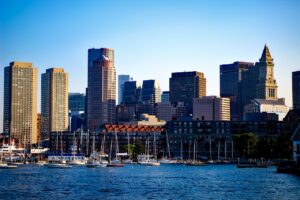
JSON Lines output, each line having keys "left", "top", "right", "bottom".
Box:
{"left": 186, "top": 139, "right": 207, "bottom": 166}
{"left": 123, "top": 133, "right": 133, "bottom": 164}
{"left": 68, "top": 132, "right": 85, "bottom": 166}
{"left": 86, "top": 135, "right": 106, "bottom": 168}
{"left": 208, "top": 139, "right": 214, "bottom": 164}
{"left": 46, "top": 132, "right": 71, "bottom": 168}
{"left": 107, "top": 133, "right": 124, "bottom": 167}
{"left": 140, "top": 134, "right": 160, "bottom": 166}
{"left": 159, "top": 132, "right": 176, "bottom": 164}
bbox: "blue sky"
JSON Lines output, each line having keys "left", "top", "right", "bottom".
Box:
{"left": 1, "top": 0, "right": 300, "bottom": 131}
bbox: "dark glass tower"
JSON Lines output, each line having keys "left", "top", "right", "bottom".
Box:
{"left": 293, "top": 71, "right": 300, "bottom": 110}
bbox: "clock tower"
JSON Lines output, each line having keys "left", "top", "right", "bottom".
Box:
{"left": 256, "top": 44, "right": 278, "bottom": 99}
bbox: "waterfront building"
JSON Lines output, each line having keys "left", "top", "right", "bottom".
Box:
{"left": 41, "top": 68, "right": 69, "bottom": 139}
{"left": 3, "top": 61, "right": 38, "bottom": 145}
{"left": 166, "top": 118, "right": 285, "bottom": 159}
{"left": 49, "top": 125, "right": 164, "bottom": 157}
{"left": 291, "top": 124, "right": 300, "bottom": 164}
{"left": 87, "top": 48, "right": 116, "bottom": 132}
{"left": 292, "top": 71, "right": 300, "bottom": 110}
{"left": 244, "top": 99, "right": 289, "bottom": 121}
{"left": 220, "top": 61, "right": 254, "bottom": 120}
{"left": 170, "top": 71, "right": 206, "bottom": 114}
{"left": 118, "top": 74, "right": 130, "bottom": 104}
{"left": 161, "top": 91, "right": 170, "bottom": 103}
{"left": 141, "top": 80, "right": 161, "bottom": 104}
{"left": 69, "top": 93, "right": 85, "bottom": 112}
{"left": 193, "top": 96, "right": 230, "bottom": 121}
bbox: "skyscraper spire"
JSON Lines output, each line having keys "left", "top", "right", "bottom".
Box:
{"left": 259, "top": 44, "right": 273, "bottom": 63}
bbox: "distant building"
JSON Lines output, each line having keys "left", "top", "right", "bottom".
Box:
{"left": 244, "top": 99, "right": 289, "bottom": 121}
{"left": 69, "top": 93, "right": 85, "bottom": 112}
{"left": 41, "top": 68, "right": 69, "bottom": 139}
{"left": 170, "top": 71, "right": 206, "bottom": 114}
{"left": 123, "top": 81, "right": 141, "bottom": 105}
{"left": 220, "top": 61, "right": 254, "bottom": 120}
{"left": 118, "top": 75, "right": 130, "bottom": 104}
{"left": 193, "top": 96, "right": 230, "bottom": 121}
{"left": 292, "top": 71, "right": 300, "bottom": 110}
{"left": 37, "top": 113, "right": 41, "bottom": 142}
{"left": 156, "top": 102, "right": 188, "bottom": 122}
{"left": 161, "top": 91, "right": 170, "bottom": 103}
{"left": 256, "top": 45, "right": 278, "bottom": 99}
{"left": 87, "top": 48, "right": 116, "bottom": 131}
{"left": 3, "top": 61, "right": 38, "bottom": 145}
{"left": 291, "top": 124, "right": 300, "bottom": 165}
{"left": 141, "top": 80, "right": 161, "bottom": 104}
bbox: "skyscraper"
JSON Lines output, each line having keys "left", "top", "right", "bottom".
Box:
{"left": 292, "top": 71, "right": 300, "bottom": 110}
{"left": 141, "top": 80, "right": 161, "bottom": 104}
{"left": 118, "top": 74, "right": 130, "bottom": 104}
{"left": 220, "top": 62, "right": 254, "bottom": 120}
{"left": 87, "top": 48, "right": 116, "bottom": 131}
{"left": 169, "top": 71, "right": 206, "bottom": 114}
{"left": 3, "top": 62, "right": 38, "bottom": 145}
{"left": 41, "top": 68, "right": 69, "bottom": 138}
{"left": 256, "top": 45, "right": 278, "bottom": 99}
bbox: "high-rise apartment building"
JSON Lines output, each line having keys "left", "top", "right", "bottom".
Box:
{"left": 220, "top": 62, "right": 254, "bottom": 120}
{"left": 170, "top": 71, "right": 206, "bottom": 114}
{"left": 3, "top": 62, "right": 38, "bottom": 144}
{"left": 141, "top": 80, "right": 161, "bottom": 104}
{"left": 292, "top": 71, "right": 300, "bottom": 110}
{"left": 193, "top": 96, "right": 230, "bottom": 121}
{"left": 118, "top": 75, "right": 130, "bottom": 104}
{"left": 41, "top": 68, "right": 68, "bottom": 138}
{"left": 87, "top": 48, "right": 116, "bottom": 131}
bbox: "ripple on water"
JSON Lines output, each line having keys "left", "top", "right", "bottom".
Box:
{"left": 0, "top": 165, "right": 300, "bottom": 199}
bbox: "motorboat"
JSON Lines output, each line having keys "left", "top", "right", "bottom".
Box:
{"left": 107, "top": 159, "right": 124, "bottom": 167}
{"left": 0, "top": 163, "right": 17, "bottom": 169}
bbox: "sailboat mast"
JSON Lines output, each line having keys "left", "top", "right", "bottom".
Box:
{"left": 224, "top": 139, "right": 227, "bottom": 160}
{"left": 231, "top": 139, "right": 233, "bottom": 159}
{"left": 154, "top": 133, "right": 157, "bottom": 160}
{"left": 209, "top": 139, "right": 212, "bottom": 160}
{"left": 193, "top": 139, "right": 196, "bottom": 162}
{"left": 218, "top": 140, "right": 220, "bottom": 161}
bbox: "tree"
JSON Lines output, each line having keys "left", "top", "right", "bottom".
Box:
{"left": 233, "top": 132, "right": 258, "bottom": 158}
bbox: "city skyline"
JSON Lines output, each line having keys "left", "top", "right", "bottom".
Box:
{"left": 1, "top": 0, "right": 300, "bottom": 132}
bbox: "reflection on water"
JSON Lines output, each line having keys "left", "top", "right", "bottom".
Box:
{"left": 0, "top": 165, "right": 299, "bottom": 199}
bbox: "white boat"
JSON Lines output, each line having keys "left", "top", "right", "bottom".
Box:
{"left": 85, "top": 160, "right": 106, "bottom": 168}
{"left": 140, "top": 159, "right": 160, "bottom": 166}
{"left": 68, "top": 159, "right": 86, "bottom": 166}
{"left": 85, "top": 136, "right": 107, "bottom": 168}
{"left": 123, "top": 159, "right": 133, "bottom": 164}
{"left": 159, "top": 158, "right": 177, "bottom": 164}
{"left": 0, "top": 144, "right": 24, "bottom": 154}
{"left": 45, "top": 163, "right": 72, "bottom": 168}
{"left": 0, "top": 163, "right": 17, "bottom": 169}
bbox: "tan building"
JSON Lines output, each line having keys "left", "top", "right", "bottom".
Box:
{"left": 256, "top": 45, "right": 278, "bottom": 99}
{"left": 193, "top": 96, "right": 230, "bottom": 121}
{"left": 37, "top": 113, "right": 41, "bottom": 143}
{"left": 3, "top": 61, "right": 38, "bottom": 145}
{"left": 41, "top": 68, "right": 68, "bottom": 138}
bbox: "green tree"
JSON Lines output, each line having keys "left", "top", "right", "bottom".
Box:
{"left": 124, "top": 140, "right": 145, "bottom": 161}
{"left": 233, "top": 132, "right": 258, "bottom": 158}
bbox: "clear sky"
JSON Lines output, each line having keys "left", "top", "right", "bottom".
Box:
{"left": 1, "top": 0, "right": 300, "bottom": 132}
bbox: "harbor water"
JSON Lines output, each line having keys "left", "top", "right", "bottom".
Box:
{"left": 0, "top": 164, "right": 299, "bottom": 199}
